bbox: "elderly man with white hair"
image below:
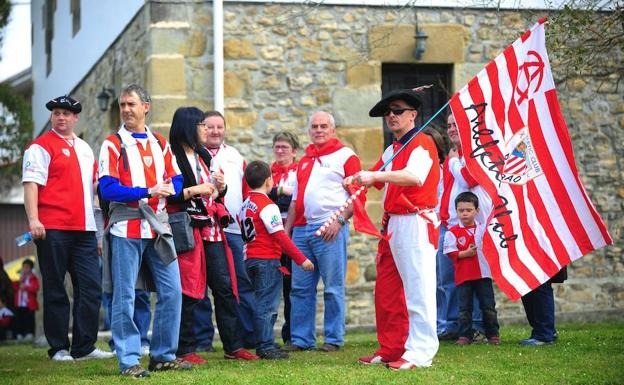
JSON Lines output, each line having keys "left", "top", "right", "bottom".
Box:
{"left": 284, "top": 111, "right": 362, "bottom": 352}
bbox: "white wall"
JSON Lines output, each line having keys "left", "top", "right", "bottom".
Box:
{"left": 31, "top": 0, "right": 144, "bottom": 134}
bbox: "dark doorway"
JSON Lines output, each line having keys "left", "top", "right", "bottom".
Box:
{"left": 380, "top": 63, "right": 452, "bottom": 148}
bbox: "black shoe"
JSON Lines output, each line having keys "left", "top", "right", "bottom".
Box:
{"left": 281, "top": 343, "right": 312, "bottom": 352}
{"left": 197, "top": 345, "right": 216, "bottom": 353}
{"left": 437, "top": 331, "right": 459, "bottom": 341}
{"left": 259, "top": 349, "right": 289, "bottom": 360}
{"left": 318, "top": 343, "right": 340, "bottom": 352}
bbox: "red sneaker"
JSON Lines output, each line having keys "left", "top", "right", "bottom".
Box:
{"left": 224, "top": 348, "right": 259, "bottom": 361}
{"left": 455, "top": 337, "right": 472, "bottom": 346}
{"left": 358, "top": 355, "right": 387, "bottom": 365}
{"left": 488, "top": 336, "right": 501, "bottom": 345}
{"left": 386, "top": 358, "right": 417, "bottom": 370}
{"left": 179, "top": 352, "right": 207, "bottom": 365}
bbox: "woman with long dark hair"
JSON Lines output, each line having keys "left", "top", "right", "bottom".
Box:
{"left": 168, "top": 107, "right": 258, "bottom": 364}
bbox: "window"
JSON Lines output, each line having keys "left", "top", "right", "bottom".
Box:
{"left": 381, "top": 63, "right": 452, "bottom": 148}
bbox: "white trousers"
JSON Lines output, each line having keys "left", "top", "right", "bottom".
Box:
{"left": 387, "top": 213, "right": 439, "bottom": 367}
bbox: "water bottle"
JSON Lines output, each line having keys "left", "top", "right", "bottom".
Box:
{"left": 15, "top": 232, "right": 32, "bottom": 247}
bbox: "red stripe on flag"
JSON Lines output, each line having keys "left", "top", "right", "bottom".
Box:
{"left": 465, "top": 83, "right": 539, "bottom": 290}
{"left": 527, "top": 100, "right": 594, "bottom": 255}
{"left": 485, "top": 63, "right": 507, "bottom": 139}
{"left": 526, "top": 181, "right": 572, "bottom": 267}
{"left": 544, "top": 90, "right": 613, "bottom": 245}
{"left": 508, "top": 184, "right": 560, "bottom": 278}
{"left": 481, "top": 229, "right": 521, "bottom": 301}
{"left": 503, "top": 48, "right": 525, "bottom": 134}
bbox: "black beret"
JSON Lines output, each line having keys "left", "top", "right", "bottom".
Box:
{"left": 45, "top": 95, "right": 82, "bottom": 114}
{"left": 369, "top": 89, "right": 422, "bottom": 117}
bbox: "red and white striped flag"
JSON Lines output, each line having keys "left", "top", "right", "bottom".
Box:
{"left": 449, "top": 18, "right": 613, "bottom": 301}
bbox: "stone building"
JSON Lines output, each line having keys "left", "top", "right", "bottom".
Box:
{"left": 31, "top": 0, "right": 623, "bottom": 328}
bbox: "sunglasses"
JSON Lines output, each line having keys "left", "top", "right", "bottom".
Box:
{"left": 384, "top": 108, "right": 416, "bottom": 117}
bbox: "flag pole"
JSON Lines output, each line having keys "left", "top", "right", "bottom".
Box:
{"left": 315, "top": 100, "right": 450, "bottom": 237}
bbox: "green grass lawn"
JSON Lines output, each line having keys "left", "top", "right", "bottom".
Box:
{"left": 1, "top": 322, "right": 622, "bottom": 385}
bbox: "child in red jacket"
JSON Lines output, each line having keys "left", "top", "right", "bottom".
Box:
{"left": 14, "top": 259, "right": 40, "bottom": 341}
{"left": 443, "top": 192, "right": 500, "bottom": 346}
{"left": 239, "top": 161, "right": 314, "bottom": 360}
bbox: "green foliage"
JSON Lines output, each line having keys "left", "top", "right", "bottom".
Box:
{"left": 0, "top": 0, "right": 11, "bottom": 50}
{"left": 0, "top": 83, "right": 33, "bottom": 177}
{"left": 547, "top": 1, "right": 624, "bottom": 87}
{"left": 0, "top": 322, "right": 622, "bottom": 385}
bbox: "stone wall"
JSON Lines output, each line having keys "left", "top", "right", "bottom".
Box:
{"left": 70, "top": 2, "right": 623, "bottom": 328}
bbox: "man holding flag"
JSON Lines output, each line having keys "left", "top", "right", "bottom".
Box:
{"left": 448, "top": 17, "right": 612, "bottom": 315}
{"left": 345, "top": 89, "right": 440, "bottom": 370}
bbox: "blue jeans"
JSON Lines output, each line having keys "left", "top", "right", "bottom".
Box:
{"left": 103, "top": 290, "right": 152, "bottom": 351}
{"left": 225, "top": 232, "right": 256, "bottom": 348}
{"left": 246, "top": 258, "right": 283, "bottom": 354}
{"left": 457, "top": 278, "right": 499, "bottom": 339}
{"left": 110, "top": 235, "right": 181, "bottom": 371}
{"left": 193, "top": 295, "right": 214, "bottom": 349}
{"left": 290, "top": 223, "right": 348, "bottom": 348}
{"left": 521, "top": 280, "right": 556, "bottom": 342}
{"left": 436, "top": 225, "right": 484, "bottom": 334}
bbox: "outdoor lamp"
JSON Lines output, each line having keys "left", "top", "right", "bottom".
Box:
{"left": 97, "top": 87, "right": 115, "bottom": 112}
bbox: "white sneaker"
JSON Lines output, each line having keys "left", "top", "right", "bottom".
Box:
{"left": 23, "top": 333, "right": 34, "bottom": 342}
{"left": 141, "top": 345, "right": 150, "bottom": 356}
{"left": 51, "top": 349, "right": 74, "bottom": 361}
{"left": 75, "top": 348, "right": 115, "bottom": 361}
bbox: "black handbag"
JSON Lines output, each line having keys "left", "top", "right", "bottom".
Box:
{"left": 168, "top": 211, "right": 195, "bottom": 254}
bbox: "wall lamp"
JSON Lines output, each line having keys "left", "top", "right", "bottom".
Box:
{"left": 413, "top": 12, "right": 428, "bottom": 60}
{"left": 97, "top": 87, "right": 115, "bottom": 112}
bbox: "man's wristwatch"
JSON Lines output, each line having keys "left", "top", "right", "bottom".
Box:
{"left": 146, "top": 188, "right": 152, "bottom": 199}
{"left": 337, "top": 215, "right": 346, "bottom": 226}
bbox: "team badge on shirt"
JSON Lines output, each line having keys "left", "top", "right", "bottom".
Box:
{"left": 143, "top": 156, "right": 153, "bottom": 167}
{"left": 457, "top": 236, "right": 467, "bottom": 246}
{"left": 62, "top": 149, "right": 70, "bottom": 157}
{"left": 270, "top": 214, "right": 281, "bottom": 228}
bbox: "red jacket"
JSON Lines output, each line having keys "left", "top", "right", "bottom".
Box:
{"left": 14, "top": 273, "right": 40, "bottom": 311}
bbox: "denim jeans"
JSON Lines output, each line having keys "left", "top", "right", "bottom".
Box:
{"left": 457, "top": 278, "right": 499, "bottom": 339}
{"left": 104, "top": 289, "right": 152, "bottom": 351}
{"left": 246, "top": 258, "right": 283, "bottom": 354}
{"left": 225, "top": 232, "right": 256, "bottom": 348}
{"left": 110, "top": 235, "right": 181, "bottom": 371}
{"left": 193, "top": 295, "right": 214, "bottom": 349}
{"left": 521, "top": 280, "right": 556, "bottom": 342}
{"left": 436, "top": 225, "right": 484, "bottom": 334}
{"left": 35, "top": 230, "right": 101, "bottom": 358}
{"left": 290, "top": 223, "right": 348, "bottom": 348}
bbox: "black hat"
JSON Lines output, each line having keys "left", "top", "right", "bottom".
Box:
{"left": 45, "top": 95, "right": 82, "bottom": 114}
{"left": 369, "top": 88, "right": 422, "bottom": 117}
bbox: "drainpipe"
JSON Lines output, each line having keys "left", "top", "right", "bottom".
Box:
{"left": 213, "top": 0, "right": 224, "bottom": 113}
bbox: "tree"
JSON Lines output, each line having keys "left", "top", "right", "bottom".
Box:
{"left": 546, "top": 0, "right": 623, "bottom": 89}
{"left": 0, "top": 0, "right": 33, "bottom": 189}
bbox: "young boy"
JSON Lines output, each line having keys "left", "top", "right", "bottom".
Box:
{"left": 443, "top": 192, "right": 500, "bottom": 345}
{"left": 239, "top": 161, "right": 314, "bottom": 360}
{"left": 13, "top": 259, "right": 40, "bottom": 341}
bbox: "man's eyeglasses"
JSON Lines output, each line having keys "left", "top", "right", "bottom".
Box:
{"left": 384, "top": 108, "right": 415, "bottom": 117}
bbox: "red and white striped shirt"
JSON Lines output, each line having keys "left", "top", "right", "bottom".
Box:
{"left": 438, "top": 151, "right": 478, "bottom": 227}
{"left": 184, "top": 152, "right": 223, "bottom": 242}
{"left": 98, "top": 126, "right": 180, "bottom": 239}
{"left": 22, "top": 130, "right": 97, "bottom": 231}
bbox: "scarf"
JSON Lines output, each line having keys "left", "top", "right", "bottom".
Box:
{"left": 271, "top": 161, "right": 298, "bottom": 185}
